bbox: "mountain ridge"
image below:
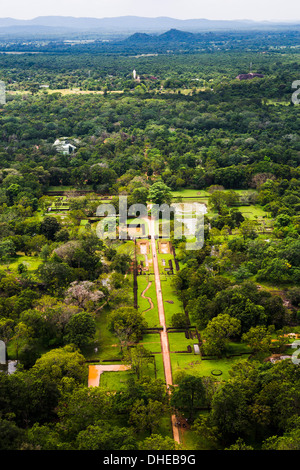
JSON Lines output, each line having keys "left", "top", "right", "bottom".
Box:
{"left": 0, "top": 15, "right": 299, "bottom": 33}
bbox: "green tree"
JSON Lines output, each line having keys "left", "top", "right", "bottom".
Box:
{"left": 0, "top": 317, "right": 14, "bottom": 343}
{"left": 40, "top": 216, "right": 61, "bottom": 240}
{"left": 6, "top": 184, "right": 21, "bottom": 204}
{"left": 210, "top": 363, "right": 258, "bottom": 441}
{"left": 37, "top": 262, "right": 74, "bottom": 292}
{"left": 139, "top": 434, "right": 176, "bottom": 450}
{"left": 225, "top": 438, "right": 254, "bottom": 450}
{"left": 0, "top": 418, "right": 24, "bottom": 450}
{"left": 24, "top": 423, "right": 62, "bottom": 450}
{"left": 124, "top": 345, "right": 153, "bottom": 380}
{"left": 171, "top": 312, "right": 189, "bottom": 329}
{"left": 242, "top": 325, "right": 273, "bottom": 355}
{"left": 129, "top": 398, "right": 166, "bottom": 434}
{"left": 0, "top": 239, "right": 16, "bottom": 263}
{"left": 225, "top": 298, "right": 267, "bottom": 333}
{"left": 239, "top": 220, "right": 257, "bottom": 240}
{"left": 262, "top": 418, "right": 300, "bottom": 450}
{"left": 110, "top": 253, "right": 132, "bottom": 274}
{"left": 203, "top": 314, "right": 241, "bottom": 356}
{"left": 192, "top": 415, "right": 220, "bottom": 449}
{"left": 109, "top": 307, "right": 147, "bottom": 346}
{"left": 11, "top": 322, "right": 33, "bottom": 360}
{"left": 76, "top": 424, "right": 137, "bottom": 450}
{"left": 64, "top": 312, "right": 96, "bottom": 348}
{"left": 148, "top": 181, "right": 172, "bottom": 206}
{"left": 56, "top": 386, "right": 112, "bottom": 440}
{"left": 209, "top": 190, "right": 227, "bottom": 214}
{"left": 0, "top": 370, "right": 60, "bottom": 428}
{"left": 31, "top": 345, "right": 87, "bottom": 384}
{"left": 257, "top": 258, "right": 292, "bottom": 284}
{"left": 24, "top": 235, "right": 48, "bottom": 256}
{"left": 170, "top": 375, "right": 206, "bottom": 421}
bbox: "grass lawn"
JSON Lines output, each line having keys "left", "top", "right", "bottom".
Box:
{"left": 47, "top": 185, "right": 93, "bottom": 191}
{"left": 156, "top": 413, "right": 174, "bottom": 440}
{"left": 137, "top": 275, "right": 160, "bottom": 327}
{"left": 170, "top": 353, "right": 250, "bottom": 383}
{"left": 168, "top": 332, "right": 199, "bottom": 353}
{"left": 238, "top": 205, "right": 269, "bottom": 220}
{"left": 35, "top": 210, "right": 46, "bottom": 221}
{"left": 80, "top": 219, "right": 89, "bottom": 226}
{"left": 181, "top": 410, "right": 219, "bottom": 450}
{"left": 45, "top": 88, "right": 124, "bottom": 96}
{"left": 139, "top": 333, "right": 162, "bottom": 353}
{"left": 171, "top": 189, "right": 210, "bottom": 199}
{"left": 153, "top": 354, "right": 166, "bottom": 382}
{"left": 160, "top": 276, "right": 185, "bottom": 326}
{"left": 92, "top": 309, "right": 123, "bottom": 362}
{"left": 171, "top": 188, "right": 258, "bottom": 198}
{"left": 112, "top": 240, "right": 135, "bottom": 257}
{"left": 137, "top": 275, "right": 153, "bottom": 311}
{"left": 181, "top": 429, "right": 204, "bottom": 450}
{"left": 99, "top": 371, "right": 134, "bottom": 391}
{"left": 4, "top": 255, "right": 41, "bottom": 273}
{"left": 181, "top": 411, "right": 218, "bottom": 451}
{"left": 226, "top": 342, "right": 252, "bottom": 355}
{"left": 266, "top": 99, "right": 290, "bottom": 106}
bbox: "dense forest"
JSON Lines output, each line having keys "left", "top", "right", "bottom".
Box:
{"left": 0, "top": 28, "right": 300, "bottom": 53}
{"left": 0, "top": 40, "right": 300, "bottom": 452}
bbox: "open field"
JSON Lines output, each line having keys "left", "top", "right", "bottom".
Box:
{"left": 168, "top": 332, "right": 199, "bottom": 352}
{"left": 93, "top": 310, "right": 122, "bottom": 362}
{"left": 171, "top": 354, "right": 250, "bottom": 383}
{"left": 171, "top": 188, "right": 258, "bottom": 198}
{"left": 160, "top": 276, "right": 185, "bottom": 326}
{"left": 7, "top": 89, "right": 124, "bottom": 96}
{"left": 139, "top": 333, "right": 162, "bottom": 353}
{"left": 237, "top": 205, "right": 270, "bottom": 219}
{"left": 171, "top": 189, "right": 210, "bottom": 199}
{"left": 99, "top": 371, "right": 133, "bottom": 391}
{"left": 4, "top": 255, "right": 41, "bottom": 273}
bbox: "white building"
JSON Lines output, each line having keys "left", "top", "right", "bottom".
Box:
{"left": 53, "top": 138, "right": 77, "bottom": 155}
{"left": 0, "top": 81, "right": 6, "bottom": 105}
{"left": 133, "top": 69, "right": 137, "bottom": 80}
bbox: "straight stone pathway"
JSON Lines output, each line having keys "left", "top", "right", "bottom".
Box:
{"left": 148, "top": 214, "right": 181, "bottom": 445}
{"left": 88, "top": 211, "right": 181, "bottom": 445}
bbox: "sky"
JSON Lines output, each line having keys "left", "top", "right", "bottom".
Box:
{"left": 1, "top": 0, "right": 300, "bottom": 22}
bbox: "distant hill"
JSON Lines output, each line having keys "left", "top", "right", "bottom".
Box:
{"left": 0, "top": 16, "right": 299, "bottom": 37}
{"left": 125, "top": 32, "right": 153, "bottom": 43}
{"left": 159, "top": 29, "right": 195, "bottom": 41}
{"left": 124, "top": 29, "right": 198, "bottom": 44}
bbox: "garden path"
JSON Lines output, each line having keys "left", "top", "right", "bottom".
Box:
{"left": 147, "top": 211, "right": 181, "bottom": 445}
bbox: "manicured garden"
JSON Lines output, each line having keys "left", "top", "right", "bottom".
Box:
{"left": 137, "top": 275, "right": 160, "bottom": 327}
{"left": 160, "top": 276, "right": 185, "bottom": 325}
{"left": 171, "top": 354, "right": 250, "bottom": 382}
{"left": 168, "top": 332, "right": 199, "bottom": 352}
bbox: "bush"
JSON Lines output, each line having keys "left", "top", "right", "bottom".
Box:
{"left": 171, "top": 312, "right": 189, "bottom": 329}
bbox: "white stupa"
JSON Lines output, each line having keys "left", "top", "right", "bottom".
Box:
{"left": 133, "top": 69, "right": 137, "bottom": 80}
